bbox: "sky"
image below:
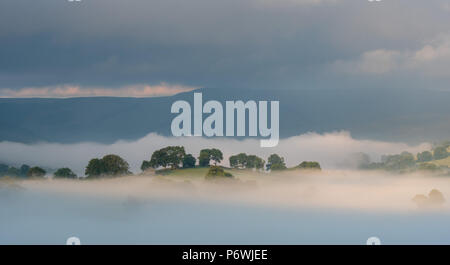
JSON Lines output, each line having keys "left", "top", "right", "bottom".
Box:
{"left": 1, "top": 0, "right": 450, "bottom": 97}
{"left": 3, "top": 2, "right": 450, "bottom": 246}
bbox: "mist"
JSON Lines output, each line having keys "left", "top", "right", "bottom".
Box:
{"left": 15, "top": 170, "right": 450, "bottom": 212}
{"left": 1, "top": 169, "right": 450, "bottom": 244}
{"left": 1, "top": 131, "right": 445, "bottom": 244}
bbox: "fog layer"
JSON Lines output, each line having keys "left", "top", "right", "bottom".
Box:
{"left": 1, "top": 169, "right": 450, "bottom": 244}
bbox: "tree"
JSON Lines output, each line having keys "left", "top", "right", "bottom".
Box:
{"left": 246, "top": 155, "right": 265, "bottom": 169}
{"left": 19, "top": 164, "right": 30, "bottom": 177}
{"left": 412, "top": 189, "right": 445, "bottom": 208}
{"left": 229, "top": 153, "right": 265, "bottom": 169}
{"left": 164, "top": 146, "right": 186, "bottom": 169}
{"left": 434, "top": 146, "right": 449, "bottom": 160}
{"left": 381, "top": 151, "right": 415, "bottom": 170}
{"left": 428, "top": 189, "right": 445, "bottom": 205}
{"left": 0, "top": 163, "right": 8, "bottom": 176}
{"left": 101, "top": 154, "right": 130, "bottom": 175}
{"left": 412, "top": 194, "right": 428, "bottom": 208}
{"left": 230, "top": 153, "right": 247, "bottom": 168}
{"left": 365, "top": 151, "right": 421, "bottom": 171}
{"left": 6, "top": 167, "right": 20, "bottom": 177}
{"left": 27, "top": 167, "right": 46, "bottom": 177}
{"left": 417, "top": 151, "right": 433, "bottom": 162}
{"left": 85, "top": 154, "right": 130, "bottom": 178}
{"left": 144, "top": 146, "right": 186, "bottom": 169}
{"left": 210, "top": 148, "right": 223, "bottom": 165}
{"left": 141, "top": 160, "right": 152, "bottom": 171}
{"left": 0, "top": 164, "right": 31, "bottom": 177}
{"left": 229, "top": 155, "right": 238, "bottom": 168}
{"left": 296, "top": 161, "right": 321, "bottom": 170}
{"left": 85, "top": 158, "right": 105, "bottom": 177}
{"left": 352, "top": 152, "right": 370, "bottom": 169}
{"left": 198, "top": 148, "right": 223, "bottom": 166}
{"left": 54, "top": 168, "right": 77, "bottom": 179}
{"left": 198, "top": 149, "right": 211, "bottom": 167}
{"left": 267, "top": 154, "right": 286, "bottom": 170}
{"left": 147, "top": 149, "right": 168, "bottom": 168}
{"left": 182, "top": 154, "right": 196, "bottom": 168}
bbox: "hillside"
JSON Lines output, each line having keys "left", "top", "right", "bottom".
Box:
{"left": 2, "top": 87, "right": 450, "bottom": 144}
{"left": 428, "top": 147, "right": 450, "bottom": 167}
{"left": 153, "top": 167, "right": 266, "bottom": 179}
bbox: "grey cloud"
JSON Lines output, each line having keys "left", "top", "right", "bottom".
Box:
{"left": 332, "top": 33, "right": 450, "bottom": 76}
{"left": 1, "top": 0, "right": 449, "bottom": 91}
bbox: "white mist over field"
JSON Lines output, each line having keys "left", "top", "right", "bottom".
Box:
{"left": 0, "top": 131, "right": 430, "bottom": 175}
{"left": 1, "top": 170, "right": 450, "bottom": 244}
{"left": 0, "top": 131, "right": 447, "bottom": 244}
{"left": 14, "top": 170, "right": 450, "bottom": 212}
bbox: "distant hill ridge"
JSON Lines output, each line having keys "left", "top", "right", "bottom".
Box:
{"left": 1, "top": 87, "right": 450, "bottom": 144}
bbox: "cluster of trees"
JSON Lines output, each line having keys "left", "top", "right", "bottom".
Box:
{"left": 229, "top": 153, "right": 320, "bottom": 171}
{"left": 295, "top": 161, "right": 321, "bottom": 170}
{"left": 417, "top": 146, "right": 449, "bottom": 162}
{"left": 141, "top": 146, "right": 187, "bottom": 170}
{"left": 85, "top": 154, "right": 130, "bottom": 178}
{"left": 267, "top": 154, "right": 287, "bottom": 170}
{"left": 382, "top": 152, "right": 415, "bottom": 170}
{"left": 412, "top": 189, "right": 445, "bottom": 208}
{"left": 198, "top": 148, "right": 223, "bottom": 166}
{"left": 229, "top": 153, "right": 265, "bottom": 169}
{"left": 363, "top": 144, "right": 450, "bottom": 172}
{"left": 1, "top": 146, "right": 323, "bottom": 180}
{"left": 0, "top": 163, "right": 49, "bottom": 178}
{"left": 364, "top": 152, "right": 416, "bottom": 171}
{"left": 0, "top": 162, "right": 79, "bottom": 179}
{"left": 28, "top": 167, "right": 47, "bottom": 177}
{"left": 182, "top": 154, "right": 196, "bottom": 168}
{"left": 1, "top": 154, "right": 130, "bottom": 180}
{"left": 0, "top": 163, "right": 30, "bottom": 178}
{"left": 140, "top": 146, "right": 322, "bottom": 173}
{"left": 54, "top": 168, "right": 77, "bottom": 179}
{"left": 141, "top": 146, "right": 224, "bottom": 171}
{"left": 417, "top": 151, "right": 434, "bottom": 162}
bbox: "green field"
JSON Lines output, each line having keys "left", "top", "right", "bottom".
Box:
{"left": 429, "top": 156, "right": 450, "bottom": 167}
{"left": 152, "top": 167, "right": 268, "bottom": 180}
{"left": 424, "top": 147, "right": 450, "bottom": 167}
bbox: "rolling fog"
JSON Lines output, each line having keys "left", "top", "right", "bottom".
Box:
{"left": 0, "top": 132, "right": 447, "bottom": 244}
{"left": 1, "top": 170, "right": 450, "bottom": 244}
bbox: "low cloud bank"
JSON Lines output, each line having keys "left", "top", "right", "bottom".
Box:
{"left": 0, "top": 83, "right": 197, "bottom": 98}
{"left": 0, "top": 131, "right": 430, "bottom": 175}
{"left": 332, "top": 34, "right": 450, "bottom": 76}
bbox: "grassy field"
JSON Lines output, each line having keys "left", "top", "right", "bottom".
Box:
{"left": 155, "top": 167, "right": 210, "bottom": 177}
{"left": 429, "top": 156, "right": 450, "bottom": 167}
{"left": 152, "top": 167, "right": 268, "bottom": 180}
{"left": 424, "top": 146, "right": 450, "bottom": 167}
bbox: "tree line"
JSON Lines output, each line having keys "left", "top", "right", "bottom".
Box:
{"left": 0, "top": 146, "right": 321, "bottom": 179}
{"left": 359, "top": 143, "right": 450, "bottom": 172}
{"left": 0, "top": 163, "right": 77, "bottom": 178}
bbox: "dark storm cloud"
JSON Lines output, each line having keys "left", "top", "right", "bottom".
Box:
{"left": 0, "top": 0, "right": 449, "bottom": 92}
